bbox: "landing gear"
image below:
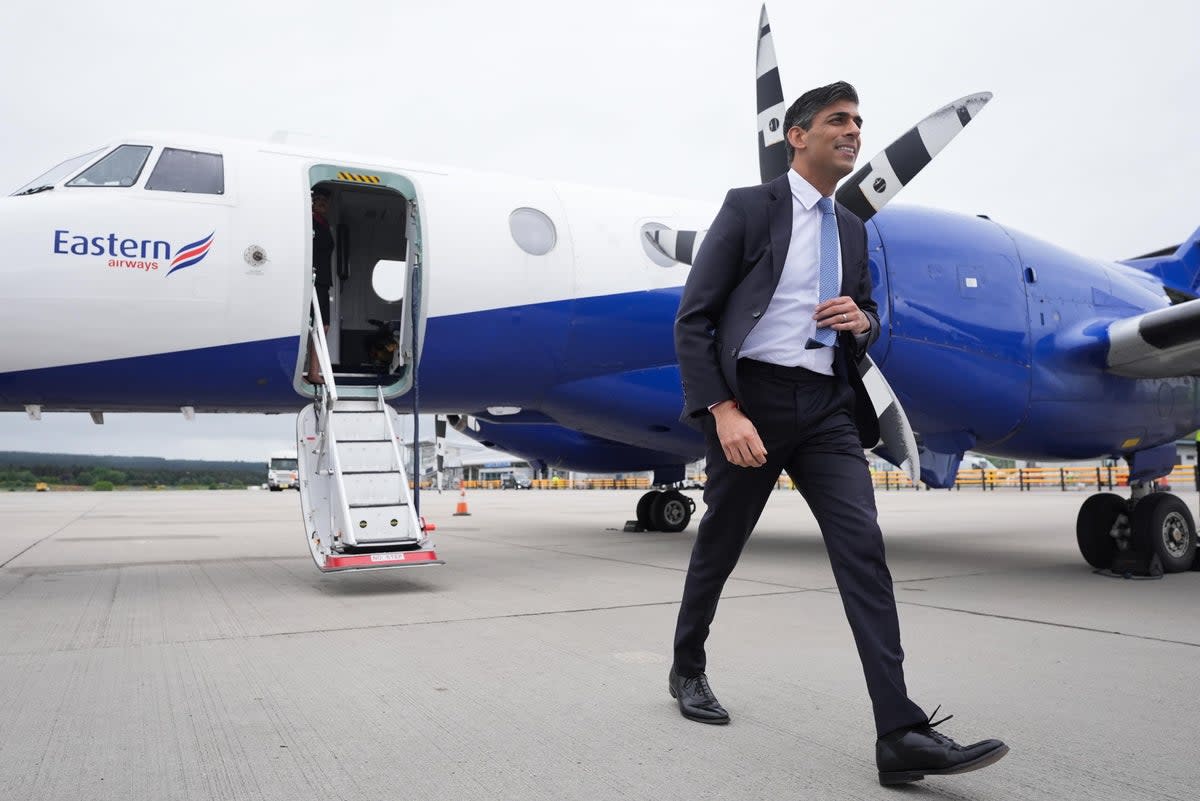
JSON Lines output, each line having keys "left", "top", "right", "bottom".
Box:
{"left": 1075, "top": 493, "right": 1127, "bottom": 569}
{"left": 634, "top": 489, "right": 696, "bottom": 532}
{"left": 1076, "top": 483, "right": 1198, "bottom": 574}
{"left": 1131, "top": 493, "right": 1197, "bottom": 573}
{"left": 635, "top": 491, "right": 657, "bottom": 529}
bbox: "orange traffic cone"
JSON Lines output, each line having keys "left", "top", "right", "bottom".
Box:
{"left": 453, "top": 487, "right": 471, "bottom": 516}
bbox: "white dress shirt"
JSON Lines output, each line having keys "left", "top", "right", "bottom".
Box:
{"left": 738, "top": 169, "right": 839, "bottom": 376}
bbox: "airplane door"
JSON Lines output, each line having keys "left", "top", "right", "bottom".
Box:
{"left": 302, "top": 166, "right": 426, "bottom": 401}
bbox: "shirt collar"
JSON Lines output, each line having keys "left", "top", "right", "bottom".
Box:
{"left": 787, "top": 169, "right": 830, "bottom": 211}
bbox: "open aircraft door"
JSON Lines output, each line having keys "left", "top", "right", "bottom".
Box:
{"left": 294, "top": 165, "right": 440, "bottom": 573}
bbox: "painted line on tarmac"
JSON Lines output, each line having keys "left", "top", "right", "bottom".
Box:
{"left": 850, "top": 594, "right": 1200, "bottom": 649}
{"left": 0, "top": 502, "right": 101, "bottom": 572}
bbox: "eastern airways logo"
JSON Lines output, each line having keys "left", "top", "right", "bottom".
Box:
{"left": 166, "top": 233, "right": 215, "bottom": 276}
{"left": 52, "top": 229, "right": 215, "bottom": 276}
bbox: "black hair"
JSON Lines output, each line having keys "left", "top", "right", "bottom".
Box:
{"left": 783, "top": 81, "right": 859, "bottom": 162}
{"left": 311, "top": 186, "right": 332, "bottom": 199}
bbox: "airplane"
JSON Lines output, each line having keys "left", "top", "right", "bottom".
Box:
{"left": 2, "top": 7, "right": 1197, "bottom": 577}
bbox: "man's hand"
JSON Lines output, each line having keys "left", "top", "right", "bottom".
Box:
{"left": 711, "top": 401, "right": 768, "bottom": 468}
{"left": 814, "top": 296, "right": 870, "bottom": 335}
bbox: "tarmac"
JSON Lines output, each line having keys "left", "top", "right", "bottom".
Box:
{"left": 0, "top": 486, "right": 1197, "bottom": 801}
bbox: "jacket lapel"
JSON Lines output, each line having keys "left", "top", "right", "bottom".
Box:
{"left": 767, "top": 173, "right": 793, "bottom": 284}
{"left": 837, "top": 205, "right": 857, "bottom": 296}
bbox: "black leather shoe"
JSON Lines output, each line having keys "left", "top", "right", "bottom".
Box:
{"left": 668, "top": 666, "right": 730, "bottom": 724}
{"left": 876, "top": 708, "right": 1008, "bottom": 785}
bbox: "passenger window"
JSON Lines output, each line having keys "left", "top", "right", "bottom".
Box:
{"left": 66, "top": 145, "right": 152, "bottom": 188}
{"left": 146, "top": 148, "right": 224, "bottom": 194}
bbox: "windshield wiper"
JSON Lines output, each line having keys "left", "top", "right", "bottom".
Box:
{"left": 14, "top": 185, "right": 54, "bottom": 196}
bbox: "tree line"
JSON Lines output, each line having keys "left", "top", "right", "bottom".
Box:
{"left": 0, "top": 452, "right": 266, "bottom": 490}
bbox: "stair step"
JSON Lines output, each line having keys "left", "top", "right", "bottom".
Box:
{"left": 342, "top": 472, "right": 404, "bottom": 506}
{"left": 344, "top": 503, "right": 420, "bottom": 544}
{"left": 329, "top": 400, "right": 381, "bottom": 412}
{"left": 332, "top": 411, "right": 393, "bottom": 442}
{"left": 338, "top": 440, "right": 400, "bottom": 473}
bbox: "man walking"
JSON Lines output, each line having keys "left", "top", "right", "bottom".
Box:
{"left": 669, "top": 81, "right": 1008, "bottom": 785}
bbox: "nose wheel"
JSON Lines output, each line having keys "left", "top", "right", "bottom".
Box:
{"left": 635, "top": 489, "right": 695, "bottom": 532}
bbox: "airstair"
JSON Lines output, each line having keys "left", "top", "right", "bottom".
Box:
{"left": 296, "top": 297, "right": 441, "bottom": 573}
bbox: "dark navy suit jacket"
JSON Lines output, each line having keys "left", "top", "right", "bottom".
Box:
{"left": 674, "top": 172, "right": 881, "bottom": 445}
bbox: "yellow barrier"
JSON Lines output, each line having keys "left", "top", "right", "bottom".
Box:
{"left": 463, "top": 465, "right": 1198, "bottom": 492}
{"left": 462, "top": 478, "right": 653, "bottom": 490}
{"left": 872, "top": 464, "right": 1197, "bottom": 491}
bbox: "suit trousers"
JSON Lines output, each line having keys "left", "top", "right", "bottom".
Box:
{"left": 672, "top": 358, "right": 928, "bottom": 737}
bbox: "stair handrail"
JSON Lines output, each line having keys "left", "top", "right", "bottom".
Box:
{"left": 377, "top": 385, "right": 423, "bottom": 543}
{"left": 322, "top": 407, "right": 355, "bottom": 550}
{"left": 310, "top": 294, "right": 353, "bottom": 548}
{"left": 309, "top": 294, "right": 339, "bottom": 403}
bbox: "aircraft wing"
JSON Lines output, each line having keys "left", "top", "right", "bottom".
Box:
{"left": 1107, "top": 299, "right": 1200, "bottom": 377}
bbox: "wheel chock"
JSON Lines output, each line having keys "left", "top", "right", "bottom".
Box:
{"left": 1096, "top": 550, "right": 1164, "bottom": 580}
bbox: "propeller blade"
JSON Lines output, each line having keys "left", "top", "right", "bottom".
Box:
{"left": 646, "top": 30, "right": 992, "bottom": 267}
{"left": 756, "top": 5, "right": 789, "bottom": 183}
{"left": 644, "top": 228, "right": 705, "bottom": 266}
{"left": 836, "top": 92, "right": 992, "bottom": 222}
{"left": 858, "top": 354, "right": 920, "bottom": 483}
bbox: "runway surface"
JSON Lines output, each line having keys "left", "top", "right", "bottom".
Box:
{"left": 1, "top": 487, "right": 1197, "bottom": 800}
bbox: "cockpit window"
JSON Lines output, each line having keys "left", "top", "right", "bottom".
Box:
{"left": 145, "top": 148, "right": 224, "bottom": 195}
{"left": 11, "top": 148, "right": 104, "bottom": 195}
{"left": 66, "top": 145, "right": 153, "bottom": 188}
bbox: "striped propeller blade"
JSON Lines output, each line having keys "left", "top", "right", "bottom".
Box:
{"left": 756, "top": 5, "right": 789, "bottom": 184}
{"left": 857, "top": 354, "right": 920, "bottom": 482}
{"left": 836, "top": 92, "right": 992, "bottom": 223}
{"left": 644, "top": 228, "right": 707, "bottom": 266}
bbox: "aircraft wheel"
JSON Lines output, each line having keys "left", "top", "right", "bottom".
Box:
{"left": 636, "top": 491, "right": 660, "bottom": 530}
{"left": 1132, "top": 492, "right": 1197, "bottom": 573}
{"left": 651, "top": 491, "right": 694, "bottom": 533}
{"left": 1076, "top": 493, "right": 1127, "bottom": 569}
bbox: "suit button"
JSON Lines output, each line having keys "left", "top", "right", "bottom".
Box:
{"left": 751, "top": 310, "right": 762, "bottom": 318}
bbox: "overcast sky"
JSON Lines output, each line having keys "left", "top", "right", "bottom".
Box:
{"left": 1, "top": 0, "right": 1196, "bottom": 461}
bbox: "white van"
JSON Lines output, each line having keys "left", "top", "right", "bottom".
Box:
{"left": 267, "top": 450, "right": 299, "bottom": 491}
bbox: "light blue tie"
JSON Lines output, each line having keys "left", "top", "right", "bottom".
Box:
{"left": 809, "top": 196, "right": 839, "bottom": 348}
